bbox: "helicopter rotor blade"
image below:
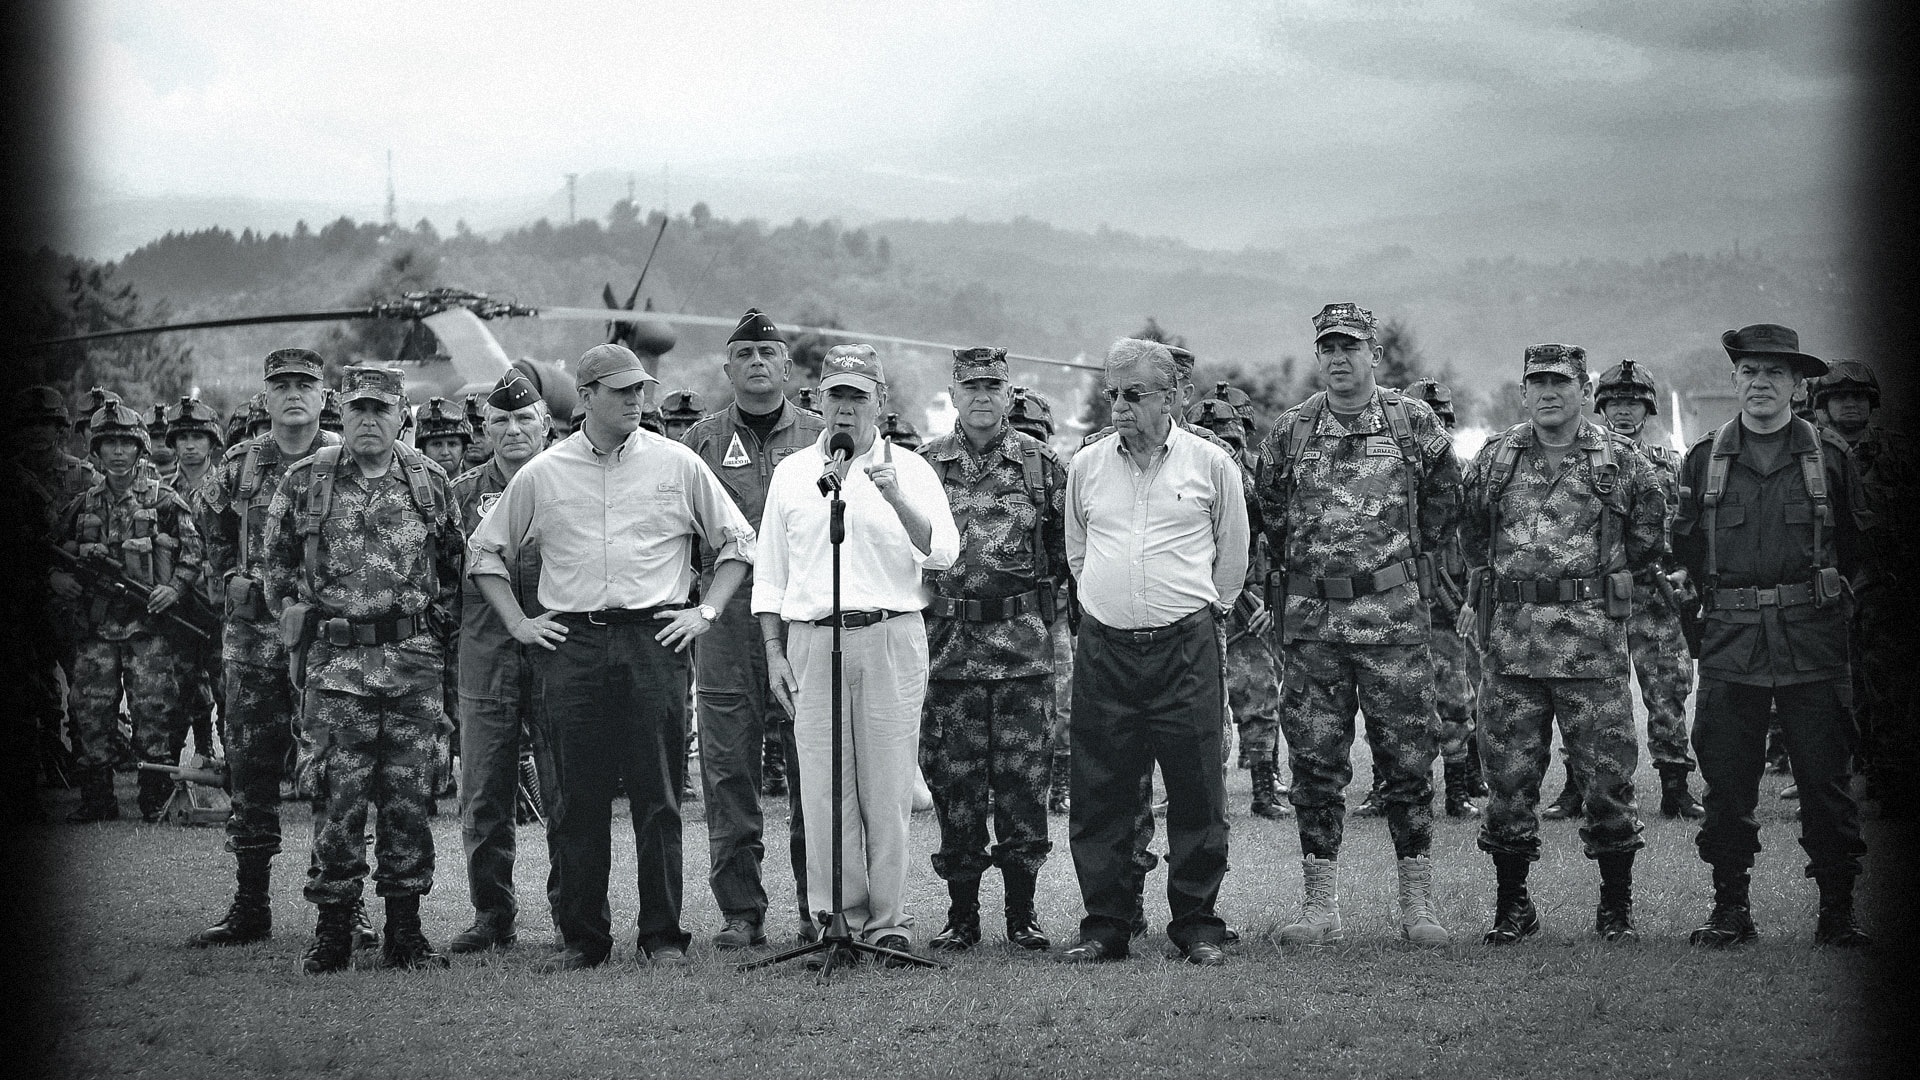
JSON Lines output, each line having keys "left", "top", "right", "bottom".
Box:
{"left": 26, "top": 308, "right": 382, "bottom": 347}
{"left": 422, "top": 308, "right": 515, "bottom": 388}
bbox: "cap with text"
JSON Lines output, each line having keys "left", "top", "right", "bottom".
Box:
{"left": 817, "top": 344, "right": 887, "bottom": 393}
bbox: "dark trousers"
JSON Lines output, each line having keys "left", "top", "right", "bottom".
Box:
{"left": 695, "top": 587, "right": 807, "bottom": 924}
{"left": 459, "top": 682, "right": 558, "bottom": 926}
{"left": 534, "top": 620, "right": 693, "bottom": 958}
{"left": 1069, "top": 609, "right": 1228, "bottom": 953}
{"left": 1694, "top": 676, "right": 1866, "bottom": 880}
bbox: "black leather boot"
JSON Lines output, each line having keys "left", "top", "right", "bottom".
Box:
{"left": 1003, "top": 867, "right": 1050, "bottom": 951}
{"left": 1444, "top": 760, "right": 1481, "bottom": 818}
{"left": 1540, "top": 761, "right": 1584, "bottom": 821}
{"left": 188, "top": 852, "right": 273, "bottom": 947}
{"left": 1463, "top": 738, "right": 1489, "bottom": 798}
{"left": 1814, "top": 875, "right": 1870, "bottom": 948}
{"left": 929, "top": 877, "right": 981, "bottom": 951}
{"left": 381, "top": 895, "right": 449, "bottom": 968}
{"left": 1657, "top": 765, "right": 1705, "bottom": 820}
{"left": 350, "top": 896, "right": 380, "bottom": 950}
{"left": 302, "top": 903, "right": 356, "bottom": 974}
{"left": 1690, "top": 866, "right": 1758, "bottom": 948}
{"left": 1251, "top": 758, "right": 1291, "bottom": 819}
{"left": 1484, "top": 854, "right": 1540, "bottom": 944}
{"left": 1595, "top": 851, "right": 1637, "bottom": 942}
{"left": 65, "top": 770, "right": 119, "bottom": 824}
{"left": 1047, "top": 751, "right": 1070, "bottom": 815}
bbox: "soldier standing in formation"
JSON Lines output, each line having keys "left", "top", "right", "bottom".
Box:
{"left": 1810, "top": 359, "right": 1918, "bottom": 818}
{"left": 161, "top": 398, "right": 227, "bottom": 759}
{"left": 660, "top": 390, "right": 706, "bottom": 443}
{"left": 1005, "top": 388, "right": 1075, "bottom": 818}
{"left": 262, "top": 365, "right": 465, "bottom": 973}
{"left": 448, "top": 372, "right": 555, "bottom": 953}
{"left": 918, "top": 347, "right": 1067, "bottom": 952}
{"left": 679, "top": 309, "right": 823, "bottom": 948}
{"left": 50, "top": 403, "right": 203, "bottom": 822}
{"left": 1254, "top": 303, "right": 1460, "bottom": 948}
{"left": 414, "top": 397, "right": 473, "bottom": 479}
{"left": 1673, "top": 325, "right": 1871, "bottom": 948}
{"left": 1460, "top": 344, "right": 1660, "bottom": 943}
{"left": 189, "top": 348, "right": 350, "bottom": 950}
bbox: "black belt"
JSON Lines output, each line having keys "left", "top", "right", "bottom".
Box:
{"left": 927, "top": 591, "right": 1040, "bottom": 622}
{"left": 810, "top": 608, "right": 909, "bottom": 630}
{"left": 1706, "top": 582, "right": 1816, "bottom": 612}
{"left": 1493, "top": 576, "right": 1605, "bottom": 603}
{"left": 1285, "top": 558, "right": 1419, "bottom": 600}
{"left": 554, "top": 605, "right": 688, "bottom": 626}
{"left": 1085, "top": 607, "right": 1210, "bottom": 645}
{"left": 321, "top": 613, "right": 424, "bottom": 647}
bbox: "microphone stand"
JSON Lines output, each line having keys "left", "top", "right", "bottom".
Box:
{"left": 740, "top": 443, "right": 941, "bottom": 980}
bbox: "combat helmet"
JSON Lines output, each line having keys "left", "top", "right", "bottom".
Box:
{"left": 1810, "top": 359, "right": 1880, "bottom": 409}
{"left": 88, "top": 402, "right": 151, "bottom": 456}
{"left": 75, "top": 387, "right": 123, "bottom": 433}
{"left": 318, "top": 388, "right": 343, "bottom": 433}
{"left": 1186, "top": 398, "right": 1248, "bottom": 445}
{"left": 1405, "top": 378, "right": 1457, "bottom": 424}
{"left": 414, "top": 396, "right": 474, "bottom": 444}
{"left": 883, "top": 412, "right": 922, "bottom": 451}
{"left": 1008, "top": 386, "right": 1055, "bottom": 439}
{"left": 659, "top": 389, "right": 706, "bottom": 425}
{"left": 148, "top": 403, "right": 171, "bottom": 443}
{"left": 16, "top": 385, "right": 69, "bottom": 426}
{"left": 245, "top": 392, "right": 271, "bottom": 437}
{"left": 164, "top": 396, "right": 225, "bottom": 448}
{"left": 1593, "top": 360, "right": 1658, "bottom": 416}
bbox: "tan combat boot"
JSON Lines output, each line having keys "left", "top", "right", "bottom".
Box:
{"left": 1279, "top": 856, "right": 1344, "bottom": 945}
{"left": 1397, "top": 856, "right": 1452, "bottom": 946}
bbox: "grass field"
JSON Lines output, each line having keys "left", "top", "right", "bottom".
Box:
{"left": 14, "top": 735, "right": 1914, "bottom": 1080}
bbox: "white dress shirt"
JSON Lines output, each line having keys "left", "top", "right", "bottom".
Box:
{"left": 467, "top": 427, "right": 753, "bottom": 612}
{"left": 1066, "top": 424, "right": 1249, "bottom": 630}
{"left": 752, "top": 430, "right": 959, "bottom": 622}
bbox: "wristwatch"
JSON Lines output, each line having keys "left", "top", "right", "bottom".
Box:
{"left": 696, "top": 603, "right": 718, "bottom": 622}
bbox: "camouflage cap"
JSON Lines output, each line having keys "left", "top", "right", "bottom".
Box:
{"left": 1522, "top": 343, "right": 1588, "bottom": 383}
{"left": 1594, "top": 360, "right": 1657, "bottom": 415}
{"left": 1811, "top": 358, "right": 1880, "bottom": 407}
{"left": 818, "top": 344, "right": 886, "bottom": 393}
{"left": 88, "top": 403, "right": 150, "bottom": 454}
{"left": 340, "top": 365, "right": 406, "bottom": 406}
{"left": 415, "top": 396, "right": 473, "bottom": 440}
{"left": 660, "top": 389, "right": 705, "bottom": 421}
{"left": 1313, "top": 303, "right": 1377, "bottom": 342}
{"left": 164, "top": 396, "right": 225, "bottom": 446}
{"left": 1007, "top": 386, "right": 1054, "bottom": 436}
{"left": 16, "top": 385, "right": 69, "bottom": 424}
{"left": 263, "top": 348, "right": 325, "bottom": 382}
{"left": 951, "top": 346, "right": 1010, "bottom": 384}
{"left": 1721, "top": 323, "right": 1828, "bottom": 378}
{"left": 727, "top": 308, "right": 786, "bottom": 345}
{"left": 487, "top": 371, "right": 543, "bottom": 412}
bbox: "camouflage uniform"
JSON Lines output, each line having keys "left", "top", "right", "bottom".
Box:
{"left": 1253, "top": 387, "right": 1461, "bottom": 860}
{"left": 262, "top": 433, "right": 463, "bottom": 907}
{"left": 1459, "top": 420, "right": 1661, "bottom": 862}
{"left": 1842, "top": 423, "right": 1920, "bottom": 811}
{"left": 1625, "top": 441, "right": 1695, "bottom": 772}
{"left": 57, "top": 457, "right": 203, "bottom": 817}
{"left": 919, "top": 420, "right": 1067, "bottom": 887}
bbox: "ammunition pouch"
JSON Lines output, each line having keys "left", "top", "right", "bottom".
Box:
{"left": 321, "top": 613, "right": 426, "bottom": 647}
{"left": 1813, "top": 566, "right": 1846, "bottom": 608}
{"left": 227, "top": 574, "right": 268, "bottom": 623}
{"left": 1605, "top": 571, "right": 1634, "bottom": 619}
{"left": 1468, "top": 566, "right": 1493, "bottom": 645}
{"left": 280, "top": 602, "right": 316, "bottom": 691}
{"left": 1492, "top": 576, "right": 1606, "bottom": 603}
{"left": 1038, "top": 579, "right": 1058, "bottom": 624}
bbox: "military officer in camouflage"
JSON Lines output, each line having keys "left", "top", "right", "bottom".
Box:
{"left": 1674, "top": 325, "right": 1871, "bottom": 948}
{"left": 1459, "top": 344, "right": 1661, "bottom": 944}
{"left": 1811, "top": 359, "right": 1918, "bottom": 817}
{"left": 1007, "top": 388, "right": 1075, "bottom": 815}
{"left": 51, "top": 404, "right": 204, "bottom": 822}
{"left": 263, "top": 365, "right": 466, "bottom": 973}
{"left": 161, "top": 397, "right": 227, "bottom": 758}
{"left": 919, "top": 347, "right": 1068, "bottom": 952}
{"left": 1253, "top": 303, "right": 1461, "bottom": 948}
{"left": 1583, "top": 361, "right": 1705, "bottom": 820}
{"left": 189, "top": 348, "right": 344, "bottom": 950}
{"left": 414, "top": 397, "right": 473, "bottom": 480}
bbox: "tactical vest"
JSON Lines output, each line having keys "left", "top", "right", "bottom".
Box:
{"left": 1700, "top": 417, "right": 1833, "bottom": 591}
{"left": 296, "top": 443, "right": 445, "bottom": 608}
{"left": 1480, "top": 422, "right": 1626, "bottom": 576}
{"left": 1277, "top": 389, "right": 1427, "bottom": 564}
{"left": 927, "top": 430, "right": 1053, "bottom": 587}
{"left": 74, "top": 473, "right": 181, "bottom": 589}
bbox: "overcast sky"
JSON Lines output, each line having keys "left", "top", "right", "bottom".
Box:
{"left": 61, "top": 0, "right": 1856, "bottom": 252}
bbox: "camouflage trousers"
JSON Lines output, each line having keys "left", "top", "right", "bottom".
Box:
{"left": 70, "top": 633, "right": 181, "bottom": 772}
{"left": 1049, "top": 621, "right": 1073, "bottom": 753}
{"left": 304, "top": 684, "right": 440, "bottom": 904}
{"left": 223, "top": 653, "right": 303, "bottom": 857}
{"left": 922, "top": 676, "right": 1055, "bottom": 880}
{"left": 1279, "top": 640, "right": 1437, "bottom": 860}
{"left": 165, "top": 632, "right": 224, "bottom": 758}
{"left": 1430, "top": 623, "right": 1478, "bottom": 767}
{"left": 1226, "top": 631, "right": 1280, "bottom": 761}
{"left": 1478, "top": 672, "right": 1646, "bottom": 860}
{"left": 1858, "top": 590, "right": 1920, "bottom": 802}
{"left": 1627, "top": 587, "right": 1694, "bottom": 770}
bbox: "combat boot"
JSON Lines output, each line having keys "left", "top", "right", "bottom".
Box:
{"left": 65, "top": 770, "right": 119, "bottom": 824}
{"left": 1397, "top": 856, "right": 1451, "bottom": 946}
{"left": 1689, "top": 866, "right": 1758, "bottom": 948}
{"left": 136, "top": 768, "right": 173, "bottom": 823}
{"left": 1279, "top": 856, "right": 1344, "bottom": 945}
{"left": 1484, "top": 854, "right": 1540, "bottom": 944}
{"left": 929, "top": 877, "right": 981, "bottom": 951}
{"left": 1657, "top": 765, "right": 1705, "bottom": 820}
{"left": 1250, "top": 758, "right": 1291, "bottom": 819}
{"left": 350, "top": 896, "right": 379, "bottom": 950}
{"left": 762, "top": 734, "right": 787, "bottom": 798}
{"left": 1444, "top": 760, "right": 1481, "bottom": 818}
{"left": 1463, "top": 739, "right": 1488, "bottom": 798}
{"left": 1047, "top": 751, "right": 1070, "bottom": 815}
{"left": 302, "top": 903, "right": 356, "bottom": 975}
{"left": 188, "top": 852, "right": 273, "bottom": 947}
{"left": 1003, "top": 867, "right": 1050, "bottom": 951}
{"left": 381, "top": 895, "right": 449, "bottom": 969}
{"left": 1540, "top": 761, "right": 1584, "bottom": 820}
{"left": 1350, "top": 783, "right": 1386, "bottom": 818}
{"left": 1813, "top": 875, "right": 1870, "bottom": 948}
{"left": 1595, "top": 851, "right": 1637, "bottom": 942}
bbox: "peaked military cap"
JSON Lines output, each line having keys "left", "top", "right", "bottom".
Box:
{"left": 1523, "top": 343, "right": 1588, "bottom": 383}
{"left": 1313, "top": 303, "right": 1377, "bottom": 341}
{"left": 951, "top": 346, "right": 1010, "bottom": 384}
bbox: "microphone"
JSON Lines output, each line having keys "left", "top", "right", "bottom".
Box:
{"left": 818, "top": 430, "right": 856, "bottom": 495}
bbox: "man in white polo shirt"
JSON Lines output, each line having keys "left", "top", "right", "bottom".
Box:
{"left": 753, "top": 344, "right": 960, "bottom": 965}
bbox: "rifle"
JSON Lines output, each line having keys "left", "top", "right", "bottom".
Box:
{"left": 137, "top": 756, "right": 229, "bottom": 788}
{"left": 50, "top": 544, "right": 217, "bottom": 641}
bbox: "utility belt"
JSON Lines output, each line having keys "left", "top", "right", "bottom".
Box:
{"left": 1270, "top": 556, "right": 1426, "bottom": 602}
{"left": 319, "top": 612, "right": 427, "bottom": 647}
{"left": 927, "top": 586, "right": 1050, "bottom": 623}
{"left": 1704, "top": 570, "right": 1844, "bottom": 613}
{"left": 552, "top": 604, "right": 688, "bottom": 627}
{"left": 1492, "top": 571, "right": 1634, "bottom": 617}
{"left": 809, "top": 608, "right": 910, "bottom": 630}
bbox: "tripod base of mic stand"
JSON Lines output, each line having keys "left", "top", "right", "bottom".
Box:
{"left": 736, "top": 912, "right": 944, "bottom": 979}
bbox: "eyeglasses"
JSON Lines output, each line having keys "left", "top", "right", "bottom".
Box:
{"left": 1101, "top": 385, "right": 1173, "bottom": 405}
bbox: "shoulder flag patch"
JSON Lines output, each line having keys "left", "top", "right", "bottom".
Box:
{"left": 721, "top": 432, "right": 751, "bottom": 468}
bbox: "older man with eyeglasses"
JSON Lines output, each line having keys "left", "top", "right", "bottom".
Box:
{"left": 1062, "top": 337, "right": 1248, "bottom": 966}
